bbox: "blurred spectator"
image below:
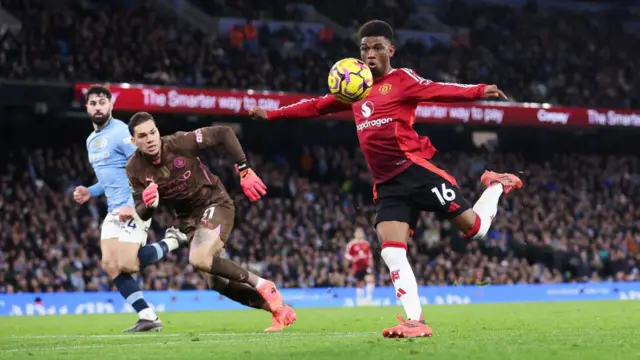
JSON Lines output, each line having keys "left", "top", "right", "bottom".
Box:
{"left": 1, "top": 141, "right": 639, "bottom": 293}
{"left": 1, "top": 1, "right": 638, "bottom": 107}
{"left": 243, "top": 21, "right": 259, "bottom": 54}
{"left": 229, "top": 25, "right": 244, "bottom": 50}
{"left": 319, "top": 26, "right": 334, "bottom": 45}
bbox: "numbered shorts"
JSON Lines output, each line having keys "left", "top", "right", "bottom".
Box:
{"left": 100, "top": 212, "right": 151, "bottom": 246}
{"left": 180, "top": 204, "right": 235, "bottom": 243}
{"left": 373, "top": 161, "right": 471, "bottom": 231}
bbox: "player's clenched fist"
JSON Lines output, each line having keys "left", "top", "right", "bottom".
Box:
{"left": 73, "top": 186, "right": 91, "bottom": 204}
{"left": 142, "top": 182, "right": 160, "bottom": 208}
{"left": 248, "top": 107, "right": 268, "bottom": 120}
{"left": 235, "top": 161, "right": 267, "bottom": 202}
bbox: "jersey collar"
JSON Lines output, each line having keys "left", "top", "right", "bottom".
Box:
{"left": 94, "top": 117, "right": 114, "bottom": 133}
{"left": 142, "top": 139, "right": 166, "bottom": 166}
{"left": 373, "top": 68, "right": 395, "bottom": 83}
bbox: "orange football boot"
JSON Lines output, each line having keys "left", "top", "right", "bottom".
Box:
{"left": 382, "top": 314, "right": 433, "bottom": 339}
{"left": 257, "top": 280, "right": 284, "bottom": 313}
{"left": 480, "top": 171, "right": 523, "bottom": 194}
{"left": 264, "top": 305, "right": 297, "bottom": 332}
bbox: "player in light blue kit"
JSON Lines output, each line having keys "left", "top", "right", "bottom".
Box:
{"left": 73, "top": 85, "right": 187, "bottom": 332}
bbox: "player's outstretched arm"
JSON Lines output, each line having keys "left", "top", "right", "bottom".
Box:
{"left": 401, "top": 68, "right": 507, "bottom": 102}
{"left": 249, "top": 94, "right": 351, "bottom": 121}
{"left": 185, "top": 126, "right": 247, "bottom": 162}
{"left": 181, "top": 126, "right": 267, "bottom": 202}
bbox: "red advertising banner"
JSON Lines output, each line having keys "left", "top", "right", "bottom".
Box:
{"left": 74, "top": 83, "right": 640, "bottom": 128}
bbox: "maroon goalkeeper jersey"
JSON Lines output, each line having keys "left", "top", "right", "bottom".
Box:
{"left": 267, "top": 68, "right": 486, "bottom": 184}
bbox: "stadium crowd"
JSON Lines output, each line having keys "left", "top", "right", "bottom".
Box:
{"left": 1, "top": 0, "right": 639, "bottom": 294}
{"left": 1, "top": 0, "right": 638, "bottom": 107}
{"left": 1, "top": 140, "right": 639, "bottom": 293}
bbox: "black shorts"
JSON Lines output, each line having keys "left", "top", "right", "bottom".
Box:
{"left": 354, "top": 268, "right": 370, "bottom": 282}
{"left": 373, "top": 161, "right": 471, "bottom": 231}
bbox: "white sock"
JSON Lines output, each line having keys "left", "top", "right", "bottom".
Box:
{"left": 138, "top": 307, "right": 158, "bottom": 321}
{"left": 356, "top": 287, "right": 365, "bottom": 299}
{"left": 161, "top": 238, "right": 179, "bottom": 251}
{"left": 473, "top": 184, "right": 503, "bottom": 219}
{"left": 469, "top": 184, "right": 503, "bottom": 239}
{"left": 380, "top": 243, "right": 422, "bottom": 321}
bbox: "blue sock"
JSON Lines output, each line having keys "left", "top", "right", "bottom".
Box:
{"left": 138, "top": 242, "right": 169, "bottom": 267}
{"left": 113, "top": 273, "right": 149, "bottom": 313}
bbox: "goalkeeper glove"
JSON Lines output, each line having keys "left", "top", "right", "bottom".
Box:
{"left": 235, "top": 160, "right": 267, "bottom": 202}
{"left": 142, "top": 182, "right": 160, "bottom": 208}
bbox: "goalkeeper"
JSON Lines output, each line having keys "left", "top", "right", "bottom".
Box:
{"left": 125, "top": 112, "right": 296, "bottom": 332}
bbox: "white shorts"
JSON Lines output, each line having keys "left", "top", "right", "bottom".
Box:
{"left": 100, "top": 212, "right": 151, "bottom": 246}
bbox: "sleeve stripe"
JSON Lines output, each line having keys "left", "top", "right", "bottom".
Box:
{"left": 276, "top": 96, "right": 324, "bottom": 111}
{"left": 436, "top": 82, "right": 477, "bottom": 88}
{"left": 401, "top": 68, "right": 430, "bottom": 85}
{"left": 401, "top": 68, "right": 476, "bottom": 88}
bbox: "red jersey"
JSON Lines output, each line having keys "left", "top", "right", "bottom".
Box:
{"left": 345, "top": 239, "right": 372, "bottom": 272}
{"left": 267, "top": 68, "right": 486, "bottom": 184}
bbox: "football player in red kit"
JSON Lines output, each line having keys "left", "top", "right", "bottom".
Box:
{"left": 345, "top": 228, "right": 375, "bottom": 304}
{"left": 249, "top": 20, "right": 522, "bottom": 338}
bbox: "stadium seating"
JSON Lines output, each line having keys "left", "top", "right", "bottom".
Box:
{"left": 191, "top": 0, "right": 418, "bottom": 30}
{"left": 1, "top": 0, "right": 638, "bottom": 107}
{"left": 1, "top": 1, "right": 639, "bottom": 293}
{"left": 1, "top": 136, "right": 638, "bottom": 293}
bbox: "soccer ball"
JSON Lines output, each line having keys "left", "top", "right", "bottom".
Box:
{"left": 327, "top": 58, "right": 374, "bottom": 103}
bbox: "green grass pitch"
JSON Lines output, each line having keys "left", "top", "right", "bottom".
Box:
{"left": 1, "top": 301, "right": 638, "bottom": 360}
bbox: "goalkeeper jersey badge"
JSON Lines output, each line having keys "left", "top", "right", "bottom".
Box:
{"left": 173, "top": 157, "right": 186, "bottom": 169}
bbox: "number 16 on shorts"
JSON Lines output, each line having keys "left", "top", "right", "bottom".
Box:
{"left": 431, "top": 183, "right": 456, "bottom": 205}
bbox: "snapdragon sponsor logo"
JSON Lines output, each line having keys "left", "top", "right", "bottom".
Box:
{"left": 361, "top": 101, "right": 374, "bottom": 118}
{"left": 356, "top": 118, "right": 393, "bottom": 131}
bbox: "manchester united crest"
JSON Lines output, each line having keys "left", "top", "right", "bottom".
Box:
{"left": 378, "top": 83, "right": 392, "bottom": 95}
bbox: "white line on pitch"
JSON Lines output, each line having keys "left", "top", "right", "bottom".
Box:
{"left": 0, "top": 332, "right": 377, "bottom": 353}
{"left": 4, "top": 331, "right": 377, "bottom": 340}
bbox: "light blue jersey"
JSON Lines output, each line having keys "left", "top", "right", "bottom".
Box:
{"left": 86, "top": 118, "right": 136, "bottom": 213}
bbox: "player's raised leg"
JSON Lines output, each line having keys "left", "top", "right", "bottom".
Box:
{"left": 135, "top": 227, "right": 184, "bottom": 271}
{"left": 187, "top": 205, "right": 295, "bottom": 331}
{"left": 451, "top": 171, "right": 523, "bottom": 241}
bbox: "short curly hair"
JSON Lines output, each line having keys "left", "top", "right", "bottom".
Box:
{"left": 359, "top": 20, "right": 394, "bottom": 42}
